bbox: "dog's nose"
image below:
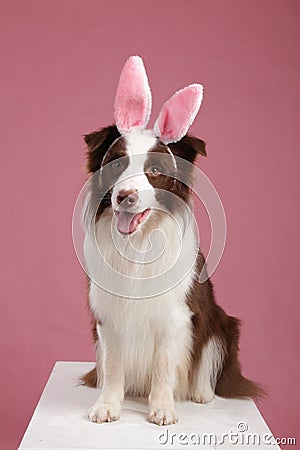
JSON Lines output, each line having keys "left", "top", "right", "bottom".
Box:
{"left": 117, "top": 189, "right": 138, "bottom": 208}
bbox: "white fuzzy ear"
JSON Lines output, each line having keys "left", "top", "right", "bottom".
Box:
{"left": 154, "top": 84, "right": 203, "bottom": 143}
{"left": 114, "top": 56, "right": 152, "bottom": 133}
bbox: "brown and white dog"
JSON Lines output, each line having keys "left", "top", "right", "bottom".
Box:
{"left": 81, "top": 56, "right": 263, "bottom": 426}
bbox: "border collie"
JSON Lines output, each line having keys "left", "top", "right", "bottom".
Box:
{"left": 80, "top": 56, "right": 263, "bottom": 426}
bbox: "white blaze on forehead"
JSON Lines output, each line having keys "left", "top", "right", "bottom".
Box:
{"left": 119, "top": 128, "right": 157, "bottom": 180}
{"left": 124, "top": 127, "right": 157, "bottom": 156}
{"left": 124, "top": 127, "right": 177, "bottom": 172}
{"left": 111, "top": 128, "right": 157, "bottom": 211}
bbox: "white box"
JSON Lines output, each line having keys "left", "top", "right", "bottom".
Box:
{"left": 19, "top": 361, "right": 279, "bottom": 450}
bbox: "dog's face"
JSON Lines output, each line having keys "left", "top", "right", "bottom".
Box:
{"left": 85, "top": 125, "right": 206, "bottom": 235}
{"left": 105, "top": 128, "right": 177, "bottom": 234}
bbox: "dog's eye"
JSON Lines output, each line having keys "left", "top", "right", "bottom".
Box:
{"left": 111, "top": 160, "right": 121, "bottom": 170}
{"left": 149, "top": 166, "right": 161, "bottom": 176}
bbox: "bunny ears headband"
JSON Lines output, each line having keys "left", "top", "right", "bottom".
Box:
{"left": 114, "top": 56, "right": 203, "bottom": 144}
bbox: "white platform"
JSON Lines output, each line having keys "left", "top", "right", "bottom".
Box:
{"left": 19, "top": 362, "right": 279, "bottom": 450}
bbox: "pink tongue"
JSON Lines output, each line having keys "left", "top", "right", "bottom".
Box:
{"left": 117, "top": 211, "right": 143, "bottom": 234}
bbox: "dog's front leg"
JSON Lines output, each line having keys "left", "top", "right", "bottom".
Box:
{"left": 149, "top": 341, "right": 178, "bottom": 426}
{"left": 88, "top": 322, "right": 124, "bottom": 423}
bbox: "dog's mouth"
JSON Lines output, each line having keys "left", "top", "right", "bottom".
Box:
{"left": 115, "top": 209, "right": 150, "bottom": 234}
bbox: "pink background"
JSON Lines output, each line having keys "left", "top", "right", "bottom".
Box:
{"left": 1, "top": 1, "right": 299, "bottom": 448}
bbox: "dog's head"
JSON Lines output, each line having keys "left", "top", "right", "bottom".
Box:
{"left": 84, "top": 56, "right": 206, "bottom": 235}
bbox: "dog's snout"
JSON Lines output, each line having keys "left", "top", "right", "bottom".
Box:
{"left": 117, "top": 189, "right": 138, "bottom": 208}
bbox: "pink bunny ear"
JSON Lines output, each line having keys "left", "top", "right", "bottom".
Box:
{"left": 154, "top": 84, "right": 203, "bottom": 143}
{"left": 114, "top": 56, "right": 152, "bottom": 133}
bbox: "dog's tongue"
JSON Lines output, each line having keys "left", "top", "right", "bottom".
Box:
{"left": 116, "top": 211, "right": 143, "bottom": 234}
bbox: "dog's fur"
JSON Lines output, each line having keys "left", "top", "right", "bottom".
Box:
{"left": 80, "top": 125, "right": 264, "bottom": 426}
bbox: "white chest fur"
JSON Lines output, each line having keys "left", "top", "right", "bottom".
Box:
{"left": 84, "top": 209, "right": 198, "bottom": 397}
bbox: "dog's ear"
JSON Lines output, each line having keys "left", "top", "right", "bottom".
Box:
{"left": 169, "top": 134, "right": 206, "bottom": 164}
{"left": 84, "top": 125, "right": 121, "bottom": 173}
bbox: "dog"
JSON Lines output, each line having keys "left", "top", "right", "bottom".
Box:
{"left": 80, "top": 56, "right": 263, "bottom": 426}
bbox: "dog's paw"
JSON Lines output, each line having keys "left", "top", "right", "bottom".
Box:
{"left": 149, "top": 406, "right": 178, "bottom": 426}
{"left": 190, "top": 389, "right": 214, "bottom": 404}
{"left": 88, "top": 401, "right": 121, "bottom": 424}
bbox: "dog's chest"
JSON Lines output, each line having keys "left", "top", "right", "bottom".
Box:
{"left": 85, "top": 212, "right": 197, "bottom": 395}
{"left": 92, "top": 286, "right": 194, "bottom": 397}
{"left": 84, "top": 211, "right": 198, "bottom": 298}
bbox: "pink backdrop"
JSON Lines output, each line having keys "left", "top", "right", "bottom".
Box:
{"left": 1, "top": 1, "right": 299, "bottom": 448}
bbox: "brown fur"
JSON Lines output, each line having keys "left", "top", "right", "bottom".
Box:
{"left": 186, "top": 252, "right": 265, "bottom": 399}
{"left": 84, "top": 125, "right": 121, "bottom": 173}
{"left": 81, "top": 366, "right": 98, "bottom": 388}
